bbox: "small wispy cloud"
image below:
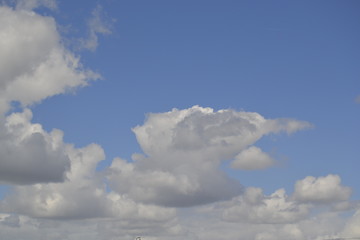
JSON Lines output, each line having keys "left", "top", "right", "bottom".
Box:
{"left": 355, "top": 95, "right": 360, "bottom": 104}
{"left": 15, "top": 0, "right": 57, "bottom": 11}
{"left": 80, "top": 5, "right": 113, "bottom": 51}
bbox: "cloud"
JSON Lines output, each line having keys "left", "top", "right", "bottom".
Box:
{"left": 0, "top": 214, "right": 20, "bottom": 228}
{"left": 0, "top": 213, "right": 184, "bottom": 240}
{"left": 355, "top": 95, "right": 360, "bottom": 104}
{"left": 220, "top": 187, "right": 310, "bottom": 224}
{"left": 1, "top": 143, "right": 107, "bottom": 218}
{"left": 0, "top": 2, "right": 174, "bottom": 225}
{"left": 14, "top": 0, "right": 57, "bottom": 10}
{"left": 0, "top": 179, "right": 358, "bottom": 240}
{"left": 231, "top": 146, "right": 276, "bottom": 170}
{"left": 254, "top": 225, "right": 305, "bottom": 240}
{"left": 0, "top": 5, "right": 98, "bottom": 113}
{"left": 2, "top": 3, "right": 358, "bottom": 240}
{"left": 178, "top": 206, "right": 347, "bottom": 240}
{"left": 0, "top": 5, "right": 99, "bottom": 184}
{"left": 292, "top": 174, "right": 352, "bottom": 204}
{"left": 0, "top": 109, "right": 69, "bottom": 184}
{"left": 342, "top": 209, "right": 360, "bottom": 237}
{"left": 80, "top": 5, "right": 112, "bottom": 51}
{"left": 107, "top": 106, "right": 311, "bottom": 207}
{"left": 1, "top": 143, "right": 176, "bottom": 221}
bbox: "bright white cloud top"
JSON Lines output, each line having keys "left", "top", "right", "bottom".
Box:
{"left": 0, "top": 1, "right": 359, "bottom": 240}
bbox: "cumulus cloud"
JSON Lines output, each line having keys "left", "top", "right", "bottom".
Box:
{"left": 1, "top": 144, "right": 108, "bottom": 219}
{"left": 107, "top": 106, "right": 311, "bottom": 207}
{"left": 0, "top": 1, "right": 174, "bottom": 226}
{"left": 0, "top": 177, "right": 358, "bottom": 240}
{"left": 342, "top": 209, "right": 360, "bottom": 237}
{"left": 1, "top": 143, "right": 175, "bottom": 221}
{"left": 0, "top": 109, "right": 69, "bottom": 184}
{"left": 0, "top": 6, "right": 98, "bottom": 112}
{"left": 220, "top": 187, "right": 310, "bottom": 224}
{"left": 231, "top": 146, "right": 276, "bottom": 170}
{"left": 178, "top": 206, "right": 348, "bottom": 240}
{"left": 0, "top": 4, "right": 99, "bottom": 184}
{"left": 292, "top": 174, "right": 352, "bottom": 204}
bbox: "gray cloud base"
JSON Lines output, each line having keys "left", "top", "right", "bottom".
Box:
{"left": 108, "top": 106, "right": 311, "bottom": 207}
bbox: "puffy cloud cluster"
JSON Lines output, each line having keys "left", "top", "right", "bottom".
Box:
{"left": 221, "top": 187, "right": 310, "bottom": 224}
{"left": 0, "top": 109, "right": 69, "bottom": 184}
{"left": 107, "top": 106, "right": 310, "bottom": 207}
{"left": 175, "top": 175, "right": 357, "bottom": 240}
{"left": 0, "top": 2, "right": 175, "bottom": 228}
{"left": 0, "top": 2, "right": 359, "bottom": 240}
{"left": 1, "top": 143, "right": 175, "bottom": 221}
{"left": 293, "top": 174, "right": 352, "bottom": 204}
{"left": 0, "top": 5, "right": 98, "bottom": 114}
{"left": 0, "top": 4, "right": 98, "bottom": 185}
{"left": 210, "top": 174, "right": 354, "bottom": 226}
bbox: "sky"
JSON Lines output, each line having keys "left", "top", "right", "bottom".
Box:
{"left": 0, "top": 0, "right": 359, "bottom": 239}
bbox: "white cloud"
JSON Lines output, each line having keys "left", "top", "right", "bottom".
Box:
{"left": 342, "top": 208, "right": 360, "bottom": 237}
{"left": 80, "top": 5, "right": 112, "bottom": 51}
{"left": 220, "top": 187, "right": 310, "bottom": 224}
{"left": 0, "top": 2, "right": 174, "bottom": 226}
{"left": 1, "top": 143, "right": 107, "bottom": 219}
{"left": 14, "top": 0, "right": 57, "bottom": 11}
{"left": 0, "top": 5, "right": 99, "bottom": 184}
{"left": 1, "top": 142, "right": 176, "bottom": 221}
{"left": 292, "top": 174, "right": 352, "bottom": 204}
{"left": 231, "top": 146, "right": 276, "bottom": 170}
{"left": 0, "top": 183, "right": 358, "bottom": 240}
{"left": 176, "top": 206, "right": 347, "bottom": 240}
{"left": 0, "top": 109, "right": 69, "bottom": 184}
{"left": 0, "top": 213, "right": 184, "bottom": 240}
{"left": 107, "top": 106, "right": 311, "bottom": 207}
{"left": 0, "top": 5, "right": 98, "bottom": 113}
{"left": 254, "top": 224, "right": 305, "bottom": 240}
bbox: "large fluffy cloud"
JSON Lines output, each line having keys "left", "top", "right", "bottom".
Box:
{"left": 1, "top": 143, "right": 175, "bottom": 221}
{"left": 2, "top": 178, "right": 356, "bottom": 240}
{"left": 0, "top": 109, "right": 69, "bottom": 184}
{"left": 0, "top": 5, "right": 98, "bottom": 184}
{"left": 0, "top": 1, "right": 175, "bottom": 226}
{"left": 0, "top": 5, "right": 98, "bottom": 112}
{"left": 107, "top": 106, "right": 311, "bottom": 207}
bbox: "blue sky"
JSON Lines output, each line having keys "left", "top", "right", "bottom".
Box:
{"left": 0, "top": 0, "right": 359, "bottom": 239}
